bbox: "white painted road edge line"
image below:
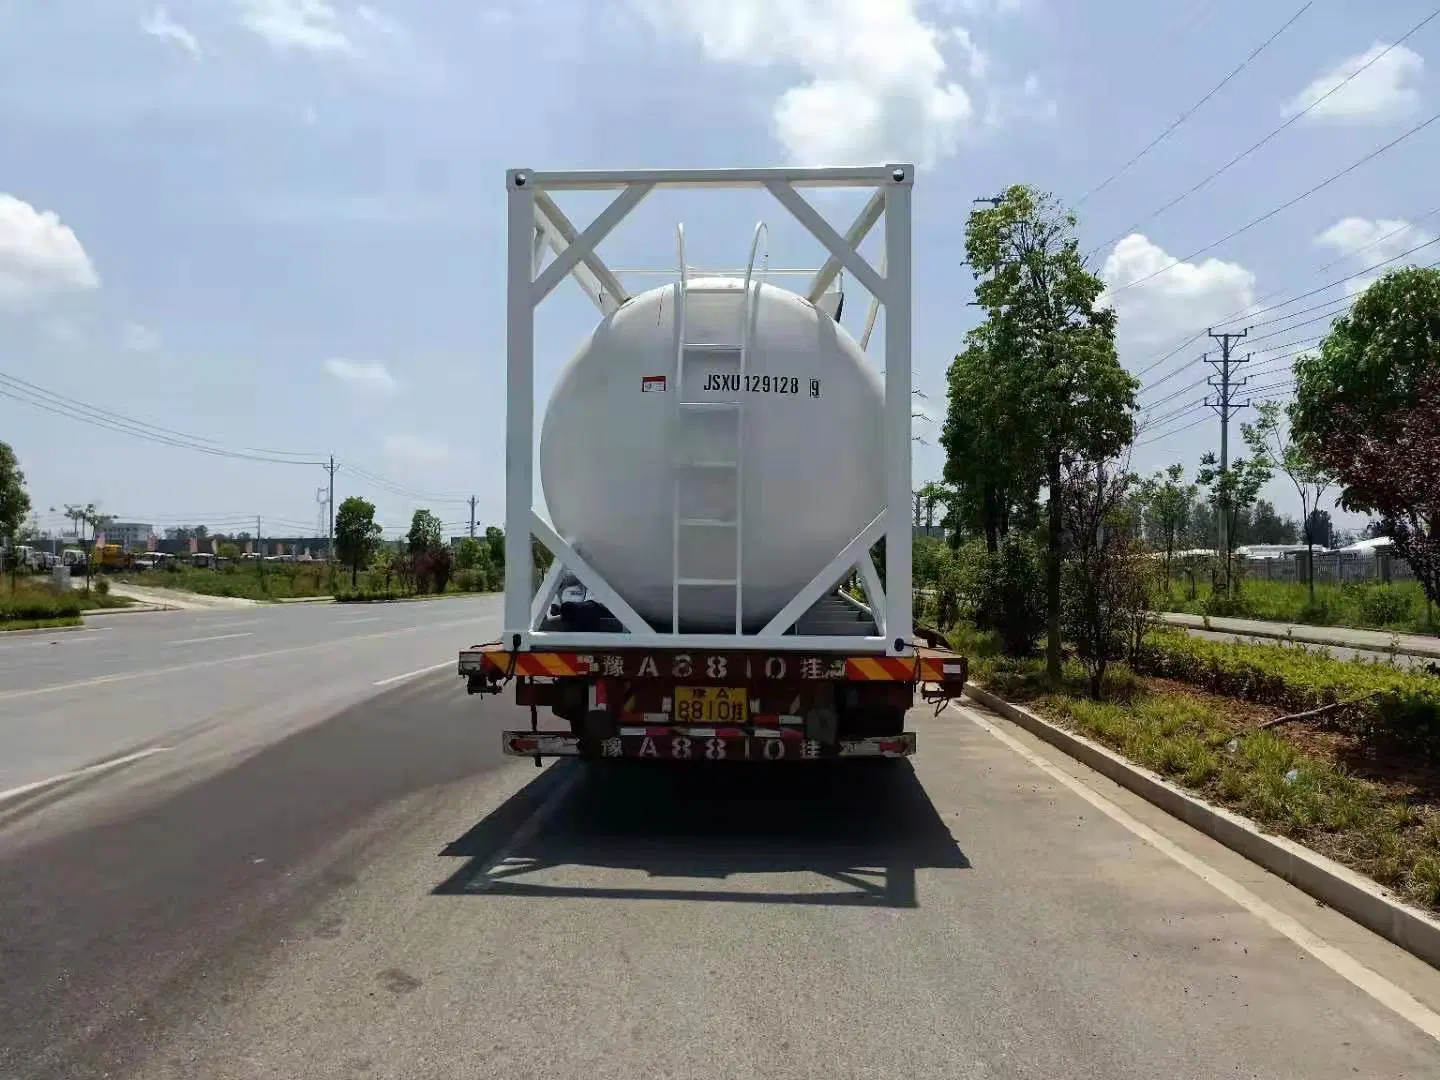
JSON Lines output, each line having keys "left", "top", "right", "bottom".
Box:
{"left": 168, "top": 632, "right": 255, "bottom": 647}
{"left": 0, "top": 747, "right": 171, "bottom": 807}
{"left": 959, "top": 702, "right": 1440, "bottom": 1043}
{"left": 374, "top": 660, "right": 454, "bottom": 686}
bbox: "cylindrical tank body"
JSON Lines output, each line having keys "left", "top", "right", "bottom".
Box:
{"left": 540, "top": 277, "right": 884, "bottom": 632}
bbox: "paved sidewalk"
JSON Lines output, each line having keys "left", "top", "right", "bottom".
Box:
{"left": 1158, "top": 611, "right": 1440, "bottom": 660}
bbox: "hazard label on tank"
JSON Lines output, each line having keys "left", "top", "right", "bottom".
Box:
{"left": 641, "top": 375, "right": 667, "bottom": 392}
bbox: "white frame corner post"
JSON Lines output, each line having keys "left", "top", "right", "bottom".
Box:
{"left": 883, "top": 165, "right": 914, "bottom": 652}
{"left": 504, "top": 169, "right": 537, "bottom": 643}
{"left": 503, "top": 164, "right": 915, "bottom": 654}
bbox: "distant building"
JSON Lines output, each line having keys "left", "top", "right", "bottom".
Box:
{"left": 105, "top": 522, "right": 154, "bottom": 550}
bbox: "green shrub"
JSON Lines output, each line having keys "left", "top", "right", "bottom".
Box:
{"left": 0, "top": 582, "right": 85, "bottom": 621}
{"left": 973, "top": 535, "right": 1046, "bottom": 658}
{"left": 1350, "top": 583, "right": 1415, "bottom": 627}
{"left": 1136, "top": 630, "right": 1440, "bottom": 760}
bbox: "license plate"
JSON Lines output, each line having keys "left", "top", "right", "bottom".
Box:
{"left": 673, "top": 686, "right": 748, "bottom": 725}
{"left": 619, "top": 733, "right": 801, "bottom": 761}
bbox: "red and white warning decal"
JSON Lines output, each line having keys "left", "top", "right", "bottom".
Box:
{"left": 641, "top": 375, "right": 667, "bottom": 392}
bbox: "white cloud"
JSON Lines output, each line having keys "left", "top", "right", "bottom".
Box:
{"left": 123, "top": 322, "right": 161, "bottom": 353}
{"left": 984, "top": 70, "right": 1056, "bottom": 127}
{"left": 0, "top": 194, "right": 100, "bottom": 308}
{"left": 1283, "top": 43, "right": 1423, "bottom": 121}
{"left": 383, "top": 433, "right": 448, "bottom": 464}
{"left": 323, "top": 356, "right": 396, "bottom": 392}
{"left": 1100, "top": 234, "right": 1256, "bottom": 353}
{"left": 238, "top": 0, "right": 360, "bottom": 56}
{"left": 1315, "top": 216, "right": 1438, "bottom": 294}
{"left": 628, "top": 0, "right": 980, "bottom": 166}
{"left": 142, "top": 7, "right": 202, "bottom": 58}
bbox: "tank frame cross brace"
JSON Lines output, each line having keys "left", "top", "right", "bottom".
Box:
{"left": 505, "top": 164, "right": 915, "bottom": 656}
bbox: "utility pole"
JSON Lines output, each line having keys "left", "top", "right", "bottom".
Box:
{"left": 324, "top": 456, "right": 339, "bottom": 564}
{"left": 468, "top": 496, "right": 477, "bottom": 538}
{"left": 1204, "top": 327, "right": 1251, "bottom": 561}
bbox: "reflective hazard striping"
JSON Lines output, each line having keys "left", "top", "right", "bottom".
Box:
{"left": 845, "top": 656, "right": 916, "bottom": 681}
{"left": 918, "top": 657, "right": 967, "bottom": 682}
{"left": 482, "top": 651, "right": 587, "bottom": 677}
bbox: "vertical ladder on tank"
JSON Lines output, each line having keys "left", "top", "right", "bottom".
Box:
{"left": 670, "top": 223, "right": 767, "bottom": 634}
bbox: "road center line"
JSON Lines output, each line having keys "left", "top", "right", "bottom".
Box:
{"left": 0, "top": 747, "right": 171, "bottom": 807}
{"left": 962, "top": 703, "right": 1440, "bottom": 1042}
{"left": 168, "top": 632, "right": 255, "bottom": 646}
{"left": 338, "top": 616, "right": 383, "bottom": 625}
{"left": 373, "top": 660, "right": 454, "bottom": 686}
{"left": 0, "top": 616, "right": 489, "bottom": 702}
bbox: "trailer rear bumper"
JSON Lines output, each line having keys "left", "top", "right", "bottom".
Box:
{"left": 502, "top": 728, "right": 916, "bottom": 761}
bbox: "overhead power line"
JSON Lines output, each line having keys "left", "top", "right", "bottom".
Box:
{"left": 1089, "top": 7, "right": 1440, "bottom": 255}
{"left": 0, "top": 371, "right": 326, "bottom": 465}
{"left": 1075, "top": 1, "right": 1314, "bottom": 208}
{"left": 1108, "top": 107, "right": 1440, "bottom": 297}
{"left": 1131, "top": 240, "right": 1440, "bottom": 389}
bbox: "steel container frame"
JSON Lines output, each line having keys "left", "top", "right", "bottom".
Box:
{"left": 504, "top": 164, "right": 914, "bottom": 656}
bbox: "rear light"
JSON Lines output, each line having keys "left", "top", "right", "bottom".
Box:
{"left": 508, "top": 736, "right": 539, "bottom": 753}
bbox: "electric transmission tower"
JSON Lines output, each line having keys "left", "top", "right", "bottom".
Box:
{"left": 1203, "top": 327, "right": 1251, "bottom": 556}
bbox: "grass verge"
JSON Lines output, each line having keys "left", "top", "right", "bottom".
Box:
{"left": 0, "top": 615, "right": 84, "bottom": 632}
{"left": 947, "top": 624, "right": 1440, "bottom": 914}
{"left": 1163, "top": 578, "right": 1436, "bottom": 637}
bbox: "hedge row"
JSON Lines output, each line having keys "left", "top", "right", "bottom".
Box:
{"left": 1135, "top": 629, "right": 1440, "bottom": 760}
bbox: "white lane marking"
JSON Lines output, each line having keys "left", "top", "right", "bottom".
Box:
{"left": 337, "top": 616, "right": 383, "bottom": 626}
{"left": 464, "top": 763, "right": 582, "bottom": 890}
{"left": 168, "top": 632, "right": 255, "bottom": 646}
{"left": 373, "top": 660, "right": 453, "bottom": 686}
{"left": 0, "top": 616, "right": 492, "bottom": 702}
{"left": 204, "top": 619, "right": 259, "bottom": 630}
{"left": 0, "top": 747, "right": 170, "bottom": 807}
{"left": 962, "top": 704, "right": 1440, "bottom": 1042}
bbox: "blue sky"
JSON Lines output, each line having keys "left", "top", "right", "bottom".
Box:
{"left": 0, "top": 0, "right": 1435, "bottom": 541}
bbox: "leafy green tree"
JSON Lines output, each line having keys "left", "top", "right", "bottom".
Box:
{"left": 1291, "top": 266, "right": 1440, "bottom": 611}
{"left": 960, "top": 183, "right": 1138, "bottom": 679}
{"left": 1244, "top": 399, "right": 1334, "bottom": 605}
{"left": 406, "top": 509, "right": 443, "bottom": 554}
{"left": 455, "top": 536, "right": 482, "bottom": 571}
{"left": 1138, "top": 464, "right": 1196, "bottom": 592}
{"left": 0, "top": 442, "right": 30, "bottom": 581}
{"left": 483, "top": 525, "right": 505, "bottom": 572}
{"left": 335, "top": 496, "right": 382, "bottom": 586}
{"left": 942, "top": 331, "right": 1041, "bottom": 552}
{"left": 1196, "top": 450, "right": 1271, "bottom": 599}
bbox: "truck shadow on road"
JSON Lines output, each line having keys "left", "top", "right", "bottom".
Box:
{"left": 433, "top": 760, "right": 970, "bottom": 908}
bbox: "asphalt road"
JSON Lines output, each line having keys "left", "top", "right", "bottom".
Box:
{"left": 0, "top": 595, "right": 503, "bottom": 793}
{"left": 2, "top": 601, "right": 1439, "bottom": 1078}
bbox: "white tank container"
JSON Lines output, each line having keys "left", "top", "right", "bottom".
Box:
{"left": 540, "top": 277, "right": 884, "bottom": 632}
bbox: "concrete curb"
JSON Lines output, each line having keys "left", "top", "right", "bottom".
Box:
{"left": 963, "top": 681, "right": 1440, "bottom": 971}
{"left": 0, "top": 621, "right": 88, "bottom": 637}
{"left": 80, "top": 603, "right": 173, "bottom": 616}
{"left": 1159, "top": 613, "right": 1440, "bottom": 660}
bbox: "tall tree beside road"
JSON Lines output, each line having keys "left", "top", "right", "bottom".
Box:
{"left": 406, "top": 509, "right": 443, "bottom": 554}
{"left": 0, "top": 442, "right": 31, "bottom": 581}
{"left": 1245, "top": 400, "right": 1334, "bottom": 606}
{"left": 941, "top": 328, "right": 1040, "bottom": 552}
{"left": 334, "top": 496, "right": 383, "bottom": 587}
{"left": 1196, "top": 449, "right": 1271, "bottom": 600}
{"left": 1138, "top": 464, "right": 1196, "bottom": 593}
{"left": 959, "top": 183, "right": 1138, "bottom": 680}
{"left": 1291, "top": 266, "right": 1440, "bottom": 613}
